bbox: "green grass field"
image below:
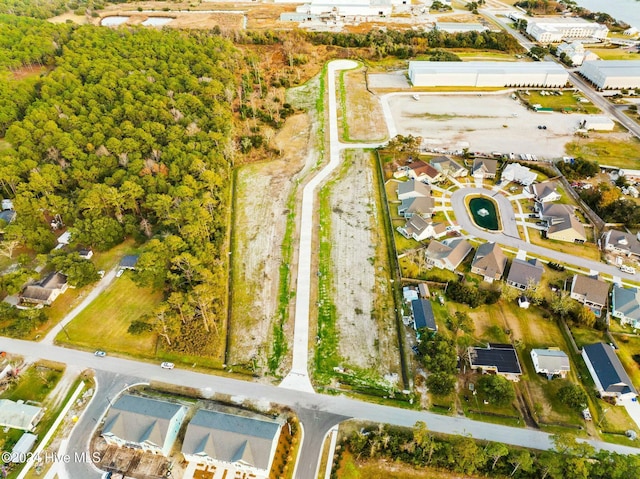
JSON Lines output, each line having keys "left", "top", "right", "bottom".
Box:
{"left": 523, "top": 91, "right": 600, "bottom": 114}
{"left": 566, "top": 138, "right": 640, "bottom": 170}
{"left": 589, "top": 48, "right": 640, "bottom": 61}
{"left": 56, "top": 274, "right": 162, "bottom": 357}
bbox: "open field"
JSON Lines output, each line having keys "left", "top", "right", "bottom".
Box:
{"left": 56, "top": 274, "right": 162, "bottom": 357}
{"left": 521, "top": 90, "right": 600, "bottom": 114}
{"left": 340, "top": 67, "right": 388, "bottom": 142}
{"left": 316, "top": 150, "right": 399, "bottom": 382}
{"left": 527, "top": 229, "right": 602, "bottom": 262}
{"left": 565, "top": 137, "right": 640, "bottom": 169}
{"left": 229, "top": 112, "right": 314, "bottom": 374}
{"left": 589, "top": 48, "right": 640, "bottom": 60}
{"left": 387, "top": 93, "right": 598, "bottom": 159}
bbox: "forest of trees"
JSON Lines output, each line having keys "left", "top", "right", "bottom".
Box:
{"left": 0, "top": 0, "right": 107, "bottom": 19}
{"left": 341, "top": 423, "right": 640, "bottom": 478}
{"left": 0, "top": 18, "right": 240, "bottom": 359}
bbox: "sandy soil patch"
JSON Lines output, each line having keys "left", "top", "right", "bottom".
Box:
{"left": 47, "top": 12, "right": 89, "bottom": 24}
{"left": 388, "top": 93, "right": 600, "bottom": 159}
{"left": 327, "top": 150, "right": 399, "bottom": 375}
{"left": 229, "top": 114, "right": 315, "bottom": 371}
{"left": 342, "top": 68, "right": 389, "bottom": 141}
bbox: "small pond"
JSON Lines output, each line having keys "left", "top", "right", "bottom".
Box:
{"left": 142, "top": 17, "right": 173, "bottom": 27}
{"left": 469, "top": 196, "right": 500, "bottom": 231}
{"left": 101, "top": 16, "right": 129, "bottom": 26}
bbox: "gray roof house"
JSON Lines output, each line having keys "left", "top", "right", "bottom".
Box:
{"left": 102, "top": 395, "right": 188, "bottom": 456}
{"left": 506, "top": 258, "right": 544, "bottom": 290}
{"left": 411, "top": 299, "right": 437, "bottom": 332}
{"left": 527, "top": 180, "right": 561, "bottom": 203}
{"left": 397, "top": 179, "right": 431, "bottom": 201}
{"left": 397, "top": 216, "right": 447, "bottom": 242}
{"left": 471, "top": 242, "right": 507, "bottom": 283}
{"left": 471, "top": 158, "right": 498, "bottom": 179}
{"left": 601, "top": 229, "right": 640, "bottom": 259}
{"left": 0, "top": 400, "right": 44, "bottom": 431}
{"left": 582, "top": 343, "right": 637, "bottom": 401}
{"left": 182, "top": 409, "right": 282, "bottom": 476}
{"left": 20, "top": 272, "right": 68, "bottom": 306}
{"left": 570, "top": 274, "right": 609, "bottom": 316}
{"left": 539, "top": 203, "right": 586, "bottom": 243}
{"left": 468, "top": 343, "right": 522, "bottom": 381}
{"left": 430, "top": 156, "right": 468, "bottom": 177}
{"left": 119, "top": 255, "right": 140, "bottom": 269}
{"left": 530, "top": 349, "right": 570, "bottom": 378}
{"left": 425, "top": 238, "right": 472, "bottom": 271}
{"left": 611, "top": 286, "right": 640, "bottom": 329}
{"left": 0, "top": 209, "right": 16, "bottom": 225}
{"left": 398, "top": 196, "right": 435, "bottom": 219}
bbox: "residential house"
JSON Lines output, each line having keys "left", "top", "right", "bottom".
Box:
{"left": 0, "top": 400, "right": 44, "bottom": 431}
{"left": 397, "top": 179, "right": 431, "bottom": 201}
{"left": 471, "top": 158, "right": 498, "bottom": 179}
{"left": 468, "top": 343, "right": 522, "bottom": 381}
{"left": 506, "top": 258, "right": 544, "bottom": 290}
{"left": 395, "top": 161, "right": 443, "bottom": 184}
{"left": 430, "top": 156, "right": 468, "bottom": 177}
{"left": 0, "top": 209, "right": 16, "bottom": 225}
{"left": 539, "top": 203, "right": 586, "bottom": 243}
{"left": 470, "top": 242, "right": 507, "bottom": 283}
{"left": 119, "top": 255, "right": 140, "bottom": 270}
{"left": 182, "top": 408, "right": 282, "bottom": 477}
{"left": 418, "top": 283, "right": 430, "bottom": 299}
{"left": 530, "top": 349, "right": 570, "bottom": 378}
{"left": 527, "top": 180, "right": 561, "bottom": 203}
{"left": 398, "top": 197, "right": 435, "bottom": 219}
{"left": 9, "top": 433, "right": 38, "bottom": 463}
{"left": 501, "top": 163, "right": 537, "bottom": 186}
{"left": 570, "top": 274, "right": 609, "bottom": 316}
{"left": 582, "top": 343, "right": 637, "bottom": 401}
{"left": 611, "top": 285, "right": 640, "bottom": 329}
{"left": 78, "top": 248, "right": 93, "bottom": 260}
{"left": 403, "top": 286, "right": 419, "bottom": 303}
{"left": 424, "top": 238, "right": 472, "bottom": 271}
{"left": 20, "top": 272, "right": 68, "bottom": 306}
{"left": 102, "top": 395, "right": 188, "bottom": 456}
{"left": 411, "top": 299, "right": 437, "bottom": 332}
{"left": 601, "top": 229, "right": 640, "bottom": 260}
{"left": 397, "top": 215, "right": 447, "bottom": 242}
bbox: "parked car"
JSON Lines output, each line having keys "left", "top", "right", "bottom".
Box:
{"left": 160, "top": 362, "right": 174, "bottom": 369}
{"left": 94, "top": 350, "right": 106, "bottom": 357}
{"left": 536, "top": 221, "right": 546, "bottom": 226}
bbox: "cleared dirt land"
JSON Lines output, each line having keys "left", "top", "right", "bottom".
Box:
{"left": 229, "top": 113, "right": 315, "bottom": 372}
{"left": 388, "top": 92, "right": 605, "bottom": 159}
{"left": 340, "top": 68, "right": 389, "bottom": 141}
{"left": 323, "top": 150, "right": 399, "bottom": 377}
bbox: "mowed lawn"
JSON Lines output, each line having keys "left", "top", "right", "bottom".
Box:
{"left": 58, "top": 273, "right": 162, "bottom": 357}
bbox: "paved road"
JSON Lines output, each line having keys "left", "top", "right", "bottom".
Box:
{"left": 2, "top": 338, "right": 639, "bottom": 476}
{"left": 451, "top": 188, "right": 637, "bottom": 280}
{"left": 42, "top": 267, "right": 118, "bottom": 344}
{"left": 280, "top": 59, "right": 361, "bottom": 393}
{"left": 460, "top": 187, "right": 521, "bottom": 239}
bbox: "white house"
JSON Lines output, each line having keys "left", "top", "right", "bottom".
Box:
{"left": 397, "top": 215, "right": 446, "bottom": 241}
{"left": 530, "top": 349, "right": 570, "bottom": 378}
{"left": 526, "top": 180, "right": 561, "bottom": 203}
{"left": 501, "top": 163, "right": 537, "bottom": 186}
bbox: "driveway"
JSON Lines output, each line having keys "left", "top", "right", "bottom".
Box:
{"left": 450, "top": 187, "right": 637, "bottom": 281}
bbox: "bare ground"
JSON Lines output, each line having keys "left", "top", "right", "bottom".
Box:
{"left": 327, "top": 150, "right": 400, "bottom": 376}
{"left": 228, "top": 113, "right": 316, "bottom": 372}
{"left": 341, "top": 68, "right": 388, "bottom": 141}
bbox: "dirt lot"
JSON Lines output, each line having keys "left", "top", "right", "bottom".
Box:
{"left": 387, "top": 93, "right": 614, "bottom": 159}
{"left": 228, "top": 113, "right": 316, "bottom": 372}
{"left": 341, "top": 68, "right": 388, "bottom": 141}
{"left": 325, "top": 150, "right": 399, "bottom": 376}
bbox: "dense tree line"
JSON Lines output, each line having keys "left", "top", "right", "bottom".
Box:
{"left": 342, "top": 423, "right": 640, "bottom": 478}
{"left": 1, "top": 25, "right": 239, "bottom": 359}
{"left": 446, "top": 279, "right": 501, "bottom": 307}
{"left": 238, "top": 28, "right": 523, "bottom": 59}
{"left": 580, "top": 183, "right": 640, "bottom": 227}
{"left": 556, "top": 157, "right": 599, "bottom": 181}
{"left": 0, "top": 0, "right": 109, "bottom": 19}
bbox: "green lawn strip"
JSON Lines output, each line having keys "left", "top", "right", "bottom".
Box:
{"left": 565, "top": 138, "right": 640, "bottom": 169}
{"left": 522, "top": 90, "right": 600, "bottom": 114}
{"left": 527, "top": 228, "right": 601, "bottom": 262}
{"left": 569, "top": 325, "right": 606, "bottom": 349}
{"left": 610, "top": 334, "right": 640, "bottom": 395}
{"left": 588, "top": 48, "right": 640, "bottom": 60}
{"left": 56, "top": 274, "right": 162, "bottom": 358}
{"left": 338, "top": 69, "right": 350, "bottom": 141}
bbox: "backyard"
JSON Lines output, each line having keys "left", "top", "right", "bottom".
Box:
{"left": 565, "top": 137, "right": 640, "bottom": 169}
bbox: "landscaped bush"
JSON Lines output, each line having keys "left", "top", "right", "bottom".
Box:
{"left": 477, "top": 374, "right": 515, "bottom": 407}
{"left": 557, "top": 384, "right": 588, "bottom": 411}
{"left": 446, "top": 280, "right": 502, "bottom": 307}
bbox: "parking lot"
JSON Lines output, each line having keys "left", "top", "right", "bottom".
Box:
{"left": 387, "top": 92, "right": 588, "bottom": 159}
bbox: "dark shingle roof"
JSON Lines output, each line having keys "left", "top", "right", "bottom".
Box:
{"left": 119, "top": 255, "right": 140, "bottom": 268}
{"left": 506, "top": 258, "right": 543, "bottom": 288}
{"left": 583, "top": 343, "right": 637, "bottom": 395}
{"left": 411, "top": 299, "right": 437, "bottom": 331}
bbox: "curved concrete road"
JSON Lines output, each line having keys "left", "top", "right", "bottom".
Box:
{"left": 280, "top": 59, "right": 361, "bottom": 393}
{"left": 459, "top": 188, "right": 521, "bottom": 239}
{"left": 451, "top": 188, "right": 637, "bottom": 280}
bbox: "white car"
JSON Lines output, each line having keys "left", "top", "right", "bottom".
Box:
{"left": 94, "top": 350, "right": 106, "bottom": 357}
{"left": 116, "top": 269, "right": 124, "bottom": 277}
{"left": 160, "top": 362, "right": 174, "bottom": 369}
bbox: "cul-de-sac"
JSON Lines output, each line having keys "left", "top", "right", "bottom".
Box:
{"left": 1, "top": 1, "right": 640, "bottom": 478}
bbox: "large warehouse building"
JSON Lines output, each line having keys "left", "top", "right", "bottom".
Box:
{"left": 408, "top": 61, "right": 569, "bottom": 88}
{"left": 526, "top": 17, "right": 609, "bottom": 43}
{"left": 578, "top": 60, "right": 640, "bottom": 89}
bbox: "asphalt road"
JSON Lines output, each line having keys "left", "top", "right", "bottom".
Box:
{"left": 451, "top": 188, "right": 637, "bottom": 280}
{"left": 2, "top": 337, "right": 639, "bottom": 479}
